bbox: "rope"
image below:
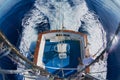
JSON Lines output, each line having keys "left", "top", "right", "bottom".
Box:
{"left": 7, "top": 54, "right": 29, "bottom": 68}
{"left": 0, "top": 69, "right": 32, "bottom": 74}
{"left": 0, "top": 31, "right": 50, "bottom": 76}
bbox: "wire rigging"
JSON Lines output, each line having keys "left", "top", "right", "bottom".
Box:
{"left": 0, "top": 31, "right": 50, "bottom": 76}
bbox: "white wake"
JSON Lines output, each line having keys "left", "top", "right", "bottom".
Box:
{"left": 19, "top": 0, "right": 107, "bottom": 79}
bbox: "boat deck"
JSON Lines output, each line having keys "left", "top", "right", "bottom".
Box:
{"left": 43, "top": 40, "right": 81, "bottom": 77}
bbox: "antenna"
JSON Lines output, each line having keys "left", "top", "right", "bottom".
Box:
{"left": 58, "top": 1, "right": 65, "bottom": 30}
{"left": 62, "top": 12, "right": 65, "bottom": 30}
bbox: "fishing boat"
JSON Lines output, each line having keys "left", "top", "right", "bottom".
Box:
{"left": 0, "top": 28, "right": 103, "bottom": 80}
{"left": 33, "top": 29, "right": 90, "bottom": 78}
{"left": 0, "top": 24, "right": 120, "bottom": 80}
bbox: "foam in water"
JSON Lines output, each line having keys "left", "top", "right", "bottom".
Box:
{"left": 19, "top": 0, "right": 107, "bottom": 79}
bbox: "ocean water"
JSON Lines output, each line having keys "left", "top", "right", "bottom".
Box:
{"left": 0, "top": 0, "right": 120, "bottom": 80}
{"left": 86, "top": 0, "right": 120, "bottom": 80}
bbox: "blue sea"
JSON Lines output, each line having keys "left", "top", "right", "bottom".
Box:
{"left": 0, "top": 0, "right": 120, "bottom": 80}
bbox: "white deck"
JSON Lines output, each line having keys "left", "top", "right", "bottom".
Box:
{"left": 35, "top": 31, "right": 87, "bottom": 69}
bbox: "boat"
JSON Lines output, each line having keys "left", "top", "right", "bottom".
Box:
{"left": 33, "top": 29, "right": 90, "bottom": 78}
{"left": 0, "top": 24, "right": 120, "bottom": 80}
{"left": 0, "top": 29, "right": 98, "bottom": 80}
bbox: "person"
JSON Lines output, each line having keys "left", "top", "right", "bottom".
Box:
{"left": 82, "top": 56, "right": 94, "bottom": 66}
{"left": 76, "top": 58, "right": 85, "bottom": 80}
{"left": 82, "top": 53, "right": 98, "bottom": 74}
{"left": 83, "top": 45, "right": 96, "bottom": 73}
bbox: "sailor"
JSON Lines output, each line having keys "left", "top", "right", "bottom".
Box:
{"left": 77, "top": 58, "right": 85, "bottom": 71}
{"left": 82, "top": 43, "right": 96, "bottom": 73}
{"left": 82, "top": 54, "right": 97, "bottom": 74}
{"left": 76, "top": 58, "right": 85, "bottom": 80}
{"left": 83, "top": 44, "right": 98, "bottom": 66}
{"left": 82, "top": 55, "right": 95, "bottom": 66}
